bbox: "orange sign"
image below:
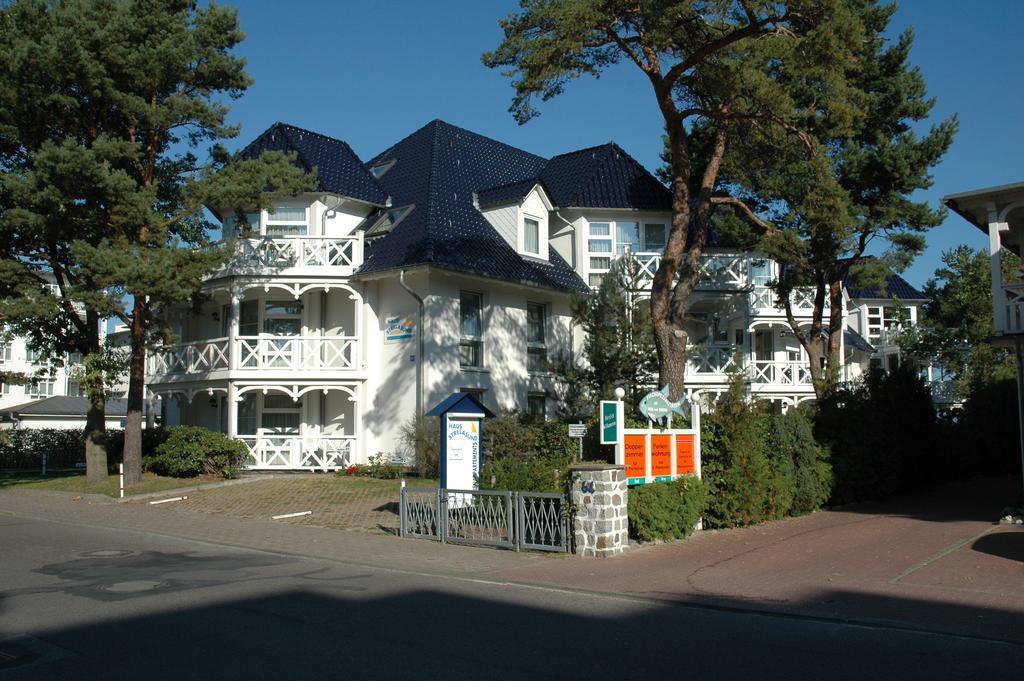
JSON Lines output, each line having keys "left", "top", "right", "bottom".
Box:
{"left": 624, "top": 434, "right": 646, "bottom": 479}
{"left": 675, "top": 434, "right": 696, "bottom": 474}
{"left": 651, "top": 435, "right": 671, "bottom": 477}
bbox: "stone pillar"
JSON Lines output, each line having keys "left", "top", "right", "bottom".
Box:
{"left": 569, "top": 464, "right": 629, "bottom": 557}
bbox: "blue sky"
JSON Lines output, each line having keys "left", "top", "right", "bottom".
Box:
{"left": 221, "top": 0, "right": 1024, "bottom": 288}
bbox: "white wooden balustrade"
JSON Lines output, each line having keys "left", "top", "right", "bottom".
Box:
{"left": 230, "top": 235, "right": 363, "bottom": 271}
{"left": 149, "top": 338, "right": 229, "bottom": 375}
{"left": 749, "top": 360, "right": 813, "bottom": 386}
{"left": 150, "top": 336, "right": 357, "bottom": 376}
{"left": 237, "top": 435, "right": 355, "bottom": 470}
{"left": 626, "top": 252, "right": 750, "bottom": 291}
{"left": 1003, "top": 283, "right": 1024, "bottom": 334}
{"left": 687, "top": 345, "right": 739, "bottom": 375}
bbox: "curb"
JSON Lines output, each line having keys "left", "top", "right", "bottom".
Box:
{"left": 115, "top": 474, "right": 275, "bottom": 503}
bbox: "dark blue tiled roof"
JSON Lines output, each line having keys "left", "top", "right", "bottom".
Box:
{"left": 476, "top": 178, "right": 542, "bottom": 208}
{"left": 844, "top": 328, "right": 875, "bottom": 354}
{"left": 238, "top": 123, "right": 389, "bottom": 207}
{"left": 843, "top": 269, "right": 926, "bottom": 300}
{"left": 357, "top": 120, "right": 589, "bottom": 293}
{"left": 540, "top": 143, "right": 672, "bottom": 210}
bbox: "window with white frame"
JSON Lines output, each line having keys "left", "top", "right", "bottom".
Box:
{"left": 67, "top": 380, "right": 87, "bottom": 397}
{"left": 522, "top": 216, "right": 541, "bottom": 255}
{"left": 237, "top": 394, "right": 257, "bottom": 435}
{"left": 27, "top": 346, "right": 47, "bottom": 365}
{"left": 587, "top": 219, "right": 669, "bottom": 286}
{"left": 260, "top": 394, "right": 301, "bottom": 434}
{"left": 225, "top": 212, "right": 260, "bottom": 239}
{"left": 866, "top": 306, "right": 885, "bottom": 342}
{"left": 27, "top": 378, "right": 54, "bottom": 399}
{"left": 527, "top": 302, "right": 547, "bottom": 373}
{"left": 0, "top": 342, "right": 10, "bottom": 364}
{"left": 459, "top": 291, "right": 483, "bottom": 368}
{"left": 265, "top": 206, "right": 308, "bottom": 237}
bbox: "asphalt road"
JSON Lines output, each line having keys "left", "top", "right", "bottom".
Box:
{"left": 2, "top": 511, "right": 1021, "bottom": 680}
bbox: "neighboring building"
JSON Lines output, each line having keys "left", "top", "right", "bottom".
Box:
{"left": 147, "top": 120, "right": 935, "bottom": 470}
{"left": 0, "top": 332, "right": 87, "bottom": 412}
{"left": 943, "top": 182, "right": 1024, "bottom": 483}
{"left": 0, "top": 396, "right": 128, "bottom": 430}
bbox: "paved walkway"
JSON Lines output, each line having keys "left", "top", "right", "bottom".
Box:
{"left": 2, "top": 475, "right": 1021, "bottom": 644}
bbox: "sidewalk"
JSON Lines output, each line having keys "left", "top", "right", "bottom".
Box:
{"left": 2, "top": 475, "right": 1021, "bottom": 643}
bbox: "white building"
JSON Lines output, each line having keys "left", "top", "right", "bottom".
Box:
{"left": 147, "top": 120, "right": 933, "bottom": 470}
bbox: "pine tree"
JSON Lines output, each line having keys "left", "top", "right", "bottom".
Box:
{"left": 0, "top": 0, "right": 312, "bottom": 484}
{"left": 484, "top": 0, "right": 864, "bottom": 398}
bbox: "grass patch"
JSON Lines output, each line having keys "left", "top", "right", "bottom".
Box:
{"left": 0, "top": 471, "right": 222, "bottom": 497}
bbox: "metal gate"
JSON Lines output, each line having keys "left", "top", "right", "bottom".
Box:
{"left": 400, "top": 487, "right": 569, "bottom": 553}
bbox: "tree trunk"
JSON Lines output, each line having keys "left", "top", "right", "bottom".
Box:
{"left": 83, "top": 312, "right": 108, "bottom": 482}
{"left": 654, "top": 319, "right": 688, "bottom": 398}
{"left": 123, "top": 299, "right": 147, "bottom": 485}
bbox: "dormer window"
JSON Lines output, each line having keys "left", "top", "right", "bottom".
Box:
{"left": 370, "top": 159, "right": 396, "bottom": 178}
{"left": 365, "top": 204, "right": 414, "bottom": 238}
{"left": 518, "top": 211, "right": 547, "bottom": 259}
{"left": 523, "top": 217, "right": 540, "bottom": 255}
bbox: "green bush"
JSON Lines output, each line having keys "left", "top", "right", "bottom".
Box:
{"left": 399, "top": 416, "right": 440, "bottom": 479}
{"left": 144, "top": 426, "right": 247, "bottom": 479}
{"left": 478, "top": 413, "right": 578, "bottom": 493}
{"left": 366, "top": 452, "right": 403, "bottom": 479}
{"left": 768, "top": 408, "right": 832, "bottom": 516}
{"left": 953, "top": 378, "right": 1021, "bottom": 477}
{"left": 0, "top": 429, "right": 85, "bottom": 469}
{"left": 103, "top": 428, "right": 169, "bottom": 469}
{"left": 628, "top": 475, "right": 708, "bottom": 542}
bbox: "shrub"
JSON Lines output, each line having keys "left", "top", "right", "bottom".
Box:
{"left": 399, "top": 416, "right": 440, "bottom": 479}
{"left": 628, "top": 475, "right": 708, "bottom": 542}
{"left": 103, "top": 428, "right": 169, "bottom": 469}
{"left": 478, "top": 413, "right": 578, "bottom": 493}
{"left": 0, "top": 429, "right": 85, "bottom": 469}
{"left": 953, "top": 378, "right": 1021, "bottom": 477}
{"left": 768, "top": 408, "right": 832, "bottom": 516}
{"left": 366, "top": 452, "right": 403, "bottom": 479}
{"left": 144, "top": 426, "right": 247, "bottom": 479}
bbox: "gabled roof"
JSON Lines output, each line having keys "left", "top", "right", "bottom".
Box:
{"left": 539, "top": 143, "right": 672, "bottom": 210}
{"left": 0, "top": 396, "right": 128, "bottom": 418}
{"left": 843, "top": 328, "right": 875, "bottom": 354}
{"left": 843, "top": 270, "right": 926, "bottom": 301}
{"left": 475, "top": 178, "right": 543, "bottom": 209}
{"left": 357, "top": 120, "right": 589, "bottom": 293}
{"left": 238, "top": 122, "right": 390, "bottom": 207}
{"left": 425, "top": 392, "right": 495, "bottom": 418}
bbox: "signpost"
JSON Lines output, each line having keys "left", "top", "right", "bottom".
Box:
{"left": 426, "top": 392, "right": 494, "bottom": 490}
{"left": 609, "top": 388, "right": 702, "bottom": 486}
{"left": 568, "top": 422, "right": 586, "bottom": 461}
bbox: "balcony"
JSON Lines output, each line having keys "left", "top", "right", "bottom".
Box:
{"left": 220, "top": 234, "right": 363, "bottom": 275}
{"left": 629, "top": 252, "right": 751, "bottom": 291}
{"left": 748, "top": 360, "right": 813, "bottom": 387}
{"left": 685, "top": 347, "right": 814, "bottom": 390}
{"left": 238, "top": 434, "right": 355, "bottom": 470}
{"left": 748, "top": 286, "right": 820, "bottom": 314}
{"left": 149, "top": 335, "right": 358, "bottom": 378}
{"left": 1003, "top": 283, "right": 1024, "bottom": 334}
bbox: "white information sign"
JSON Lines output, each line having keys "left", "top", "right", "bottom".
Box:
{"left": 444, "top": 416, "right": 480, "bottom": 491}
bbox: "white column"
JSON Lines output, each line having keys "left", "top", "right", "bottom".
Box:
{"left": 227, "top": 383, "right": 238, "bottom": 439}
{"left": 228, "top": 294, "right": 240, "bottom": 371}
{"left": 987, "top": 204, "right": 1007, "bottom": 334}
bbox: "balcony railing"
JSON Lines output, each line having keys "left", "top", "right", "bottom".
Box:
{"left": 687, "top": 344, "right": 739, "bottom": 375}
{"left": 227, "top": 234, "right": 363, "bottom": 272}
{"left": 748, "top": 286, "right": 819, "bottom": 312}
{"left": 628, "top": 252, "right": 750, "bottom": 291}
{"left": 1003, "top": 283, "right": 1024, "bottom": 333}
{"left": 748, "top": 360, "right": 813, "bottom": 386}
{"left": 149, "top": 335, "right": 357, "bottom": 376}
{"left": 150, "top": 338, "right": 230, "bottom": 375}
{"left": 238, "top": 434, "right": 355, "bottom": 470}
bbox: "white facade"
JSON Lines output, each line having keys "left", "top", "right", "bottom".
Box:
{"left": 0, "top": 334, "right": 85, "bottom": 411}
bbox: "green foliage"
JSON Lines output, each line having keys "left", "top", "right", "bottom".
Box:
{"left": 366, "top": 453, "right": 403, "bottom": 480}
{"left": 952, "top": 379, "right": 1021, "bottom": 477}
{"left": 479, "top": 414, "right": 578, "bottom": 493}
{"left": 771, "top": 407, "right": 833, "bottom": 515}
{"left": 628, "top": 475, "right": 708, "bottom": 542}
{"left": 566, "top": 254, "right": 658, "bottom": 408}
{"left": 399, "top": 416, "right": 440, "bottom": 479}
{"left": 903, "top": 246, "right": 1018, "bottom": 397}
{"left": 144, "top": 426, "right": 247, "bottom": 479}
{"left": 102, "top": 428, "right": 170, "bottom": 467}
{"left": 815, "top": 366, "right": 941, "bottom": 504}
{"left": 0, "top": 429, "right": 85, "bottom": 469}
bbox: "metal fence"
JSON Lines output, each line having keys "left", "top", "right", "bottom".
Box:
{"left": 400, "top": 486, "right": 569, "bottom": 553}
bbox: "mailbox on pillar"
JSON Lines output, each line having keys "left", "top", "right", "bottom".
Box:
{"left": 426, "top": 393, "right": 494, "bottom": 490}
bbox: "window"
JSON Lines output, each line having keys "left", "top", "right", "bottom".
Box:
{"left": 523, "top": 217, "right": 540, "bottom": 255}
{"left": 588, "top": 221, "right": 613, "bottom": 287}
{"left": 366, "top": 205, "right": 413, "bottom": 238}
{"left": 265, "top": 206, "right": 307, "bottom": 237}
{"left": 67, "top": 380, "right": 87, "bottom": 397}
{"left": 459, "top": 291, "right": 483, "bottom": 368}
{"left": 527, "top": 303, "right": 547, "bottom": 373}
{"left": 260, "top": 394, "right": 300, "bottom": 434}
{"left": 239, "top": 300, "right": 259, "bottom": 336}
{"left": 866, "top": 306, "right": 883, "bottom": 342}
{"left": 225, "top": 212, "right": 260, "bottom": 238}
{"left": 237, "top": 394, "right": 257, "bottom": 435}
{"left": 264, "top": 301, "right": 302, "bottom": 336}
{"left": 615, "top": 221, "right": 640, "bottom": 255}
{"left": 527, "top": 393, "right": 547, "bottom": 422}
{"left": 27, "top": 379, "right": 54, "bottom": 399}
{"left": 27, "top": 346, "right": 47, "bottom": 365}
{"left": 0, "top": 342, "right": 10, "bottom": 364}
{"left": 369, "top": 159, "right": 395, "bottom": 178}
{"left": 67, "top": 352, "right": 83, "bottom": 366}
{"left": 644, "top": 223, "right": 666, "bottom": 252}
